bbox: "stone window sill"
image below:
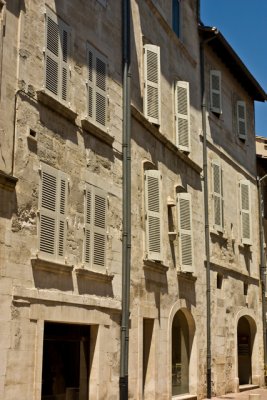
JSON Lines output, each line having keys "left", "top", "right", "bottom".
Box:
{"left": 0, "top": 171, "right": 18, "bottom": 191}
{"left": 177, "top": 270, "right": 197, "bottom": 282}
{"left": 81, "top": 118, "right": 114, "bottom": 146}
{"left": 75, "top": 267, "right": 114, "bottom": 282}
{"left": 37, "top": 90, "right": 78, "bottom": 122}
{"left": 31, "top": 257, "right": 74, "bottom": 274}
{"left": 143, "top": 259, "right": 169, "bottom": 274}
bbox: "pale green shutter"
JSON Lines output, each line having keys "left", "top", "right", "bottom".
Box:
{"left": 87, "top": 44, "right": 108, "bottom": 127}
{"left": 177, "top": 192, "right": 193, "bottom": 272}
{"left": 212, "top": 161, "right": 223, "bottom": 231}
{"left": 240, "top": 180, "right": 251, "bottom": 244}
{"left": 144, "top": 44, "right": 161, "bottom": 125}
{"left": 237, "top": 101, "right": 247, "bottom": 139}
{"left": 210, "top": 70, "right": 222, "bottom": 114}
{"left": 144, "top": 170, "right": 162, "bottom": 261}
{"left": 175, "top": 81, "right": 190, "bottom": 152}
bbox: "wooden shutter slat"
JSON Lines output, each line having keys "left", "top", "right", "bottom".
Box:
{"left": 240, "top": 180, "right": 251, "bottom": 244}
{"left": 210, "top": 70, "right": 222, "bottom": 114}
{"left": 177, "top": 192, "right": 193, "bottom": 272}
{"left": 144, "top": 44, "right": 161, "bottom": 125}
{"left": 213, "top": 162, "right": 223, "bottom": 230}
{"left": 93, "top": 190, "right": 106, "bottom": 268}
{"left": 237, "top": 101, "right": 247, "bottom": 139}
{"left": 57, "top": 174, "right": 67, "bottom": 258}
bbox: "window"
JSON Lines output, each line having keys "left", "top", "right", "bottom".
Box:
{"left": 217, "top": 273, "right": 223, "bottom": 289}
{"left": 87, "top": 43, "right": 108, "bottom": 128}
{"left": 84, "top": 185, "right": 107, "bottom": 270}
{"left": 143, "top": 44, "right": 161, "bottom": 125}
{"left": 144, "top": 169, "right": 162, "bottom": 261}
{"left": 237, "top": 101, "right": 247, "bottom": 140}
{"left": 210, "top": 70, "right": 222, "bottom": 114}
{"left": 177, "top": 192, "right": 193, "bottom": 272}
{"left": 240, "top": 179, "right": 251, "bottom": 245}
{"left": 172, "top": 0, "right": 180, "bottom": 37}
{"left": 175, "top": 81, "right": 190, "bottom": 152}
{"left": 45, "top": 7, "right": 70, "bottom": 101}
{"left": 39, "top": 163, "right": 68, "bottom": 260}
{"left": 212, "top": 161, "right": 223, "bottom": 231}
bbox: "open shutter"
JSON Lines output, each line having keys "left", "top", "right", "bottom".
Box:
{"left": 177, "top": 192, "right": 193, "bottom": 272}
{"left": 210, "top": 70, "right": 222, "bottom": 114}
{"left": 212, "top": 161, "right": 223, "bottom": 231}
{"left": 57, "top": 172, "right": 67, "bottom": 259}
{"left": 45, "top": 9, "right": 60, "bottom": 97}
{"left": 237, "top": 101, "right": 247, "bottom": 140}
{"left": 93, "top": 188, "right": 107, "bottom": 269}
{"left": 87, "top": 45, "right": 94, "bottom": 119}
{"left": 84, "top": 187, "right": 92, "bottom": 266}
{"left": 144, "top": 170, "right": 162, "bottom": 261}
{"left": 144, "top": 44, "right": 161, "bottom": 125}
{"left": 60, "top": 22, "right": 70, "bottom": 101}
{"left": 175, "top": 81, "right": 190, "bottom": 152}
{"left": 240, "top": 180, "right": 251, "bottom": 244}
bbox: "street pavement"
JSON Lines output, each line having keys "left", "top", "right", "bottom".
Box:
{"left": 205, "top": 388, "right": 267, "bottom": 400}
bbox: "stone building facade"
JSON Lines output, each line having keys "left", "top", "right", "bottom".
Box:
{"left": 0, "top": 1, "right": 266, "bottom": 399}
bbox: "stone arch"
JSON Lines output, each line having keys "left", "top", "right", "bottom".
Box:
{"left": 167, "top": 300, "right": 197, "bottom": 397}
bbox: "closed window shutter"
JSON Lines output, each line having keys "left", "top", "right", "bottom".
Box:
{"left": 237, "top": 101, "right": 247, "bottom": 139}
{"left": 175, "top": 81, "right": 190, "bottom": 152}
{"left": 93, "top": 189, "right": 107, "bottom": 269}
{"left": 39, "top": 165, "right": 68, "bottom": 260}
{"left": 212, "top": 161, "right": 223, "bottom": 231}
{"left": 87, "top": 43, "right": 108, "bottom": 127}
{"left": 240, "top": 180, "right": 251, "bottom": 244}
{"left": 144, "top": 44, "right": 161, "bottom": 125}
{"left": 210, "top": 70, "right": 222, "bottom": 114}
{"left": 144, "top": 170, "right": 162, "bottom": 261}
{"left": 177, "top": 192, "right": 193, "bottom": 272}
{"left": 45, "top": 8, "right": 70, "bottom": 101}
{"left": 84, "top": 185, "right": 107, "bottom": 269}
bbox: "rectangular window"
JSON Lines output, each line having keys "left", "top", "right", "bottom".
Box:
{"left": 172, "top": 0, "right": 180, "bottom": 37}
{"left": 212, "top": 161, "right": 223, "bottom": 231}
{"left": 45, "top": 7, "right": 70, "bottom": 101}
{"left": 240, "top": 179, "right": 251, "bottom": 245}
{"left": 144, "top": 169, "right": 162, "bottom": 261}
{"left": 39, "top": 163, "right": 68, "bottom": 260}
{"left": 87, "top": 43, "right": 108, "bottom": 128}
{"left": 177, "top": 192, "right": 193, "bottom": 272}
{"left": 237, "top": 100, "right": 247, "bottom": 140}
{"left": 210, "top": 70, "right": 222, "bottom": 114}
{"left": 84, "top": 185, "right": 107, "bottom": 270}
{"left": 175, "top": 81, "right": 190, "bottom": 152}
{"left": 144, "top": 44, "right": 161, "bottom": 125}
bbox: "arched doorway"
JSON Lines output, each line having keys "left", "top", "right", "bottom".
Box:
{"left": 237, "top": 316, "right": 252, "bottom": 384}
{"left": 172, "top": 310, "right": 190, "bottom": 395}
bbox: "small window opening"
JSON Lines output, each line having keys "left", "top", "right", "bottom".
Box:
{"left": 244, "top": 283, "right": 248, "bottom": 296}
{"left": 29, "top": 129, "right": 37, "bottom": 138}
{"left": 217, "top": 273, "right": 223, "bottom": 289}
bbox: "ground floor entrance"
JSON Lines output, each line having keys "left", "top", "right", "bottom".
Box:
{"left": 237, "top": 316, "right": 252, "bottom": 385}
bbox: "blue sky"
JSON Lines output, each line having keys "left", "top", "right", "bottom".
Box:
{"left": 201, "top": 0, "right": 267, "bottom": 137}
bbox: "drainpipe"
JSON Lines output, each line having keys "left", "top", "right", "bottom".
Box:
{"left": 120, "top": 0, "right": 131, "bottom": 399}
{"left": 257, "top": 175, "right": 267, "bottom": 384}
{"left": 199, "top": 27, "right": 218, "bottom": 399}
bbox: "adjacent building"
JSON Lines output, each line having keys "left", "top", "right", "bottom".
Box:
{"left": 0, "top": 1, "right": 266, "bottom": 399}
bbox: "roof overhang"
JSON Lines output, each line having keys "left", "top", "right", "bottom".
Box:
{"left": 199, "top": 25, "right": 267, "bottom": 102}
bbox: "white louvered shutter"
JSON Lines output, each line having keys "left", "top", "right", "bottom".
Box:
{"left": 237, "top": 101, "right": 247, "bottom": 139}
{"left": 45, "top": 9, "right": 60, "bottom": 97}
{"left": 240, "top": 180, "right": 251, "bottom": 244}
{"left": 210, "top": 70, "right": 222, "bottom": 114}
{"left": 212, "top": 161, "right": 223, "bottom": 231}
{"left": 144, "top": 170, "right": 162, "bottom": 261}
{"left": 93, "top": 188, "right": 107, "bottom": 269}
{"left": 177, "top": 192, "right": 193, "bottom": 272}
{"left": 175, "top": 81, "right": 190, "bottom": 152}
{"left": 87, "top": 44, "right": 108, "bottom": 127}
{"left": 57, "top": 172, "right": 67, "bottom": 259}
{"left": 84, "top": 187, "right": 92, "bottom": 266}
{"left": 45, "top": 8, "right": 70, "bottom": 101}
{"left": 144, "top": 44, "right": 161, "bottom": 125}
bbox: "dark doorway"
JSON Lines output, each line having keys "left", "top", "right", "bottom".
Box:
{"left": 237, "top": 317, "right": 252, "bottom": 385}
{"left": 41, "top": 322, "right": 90, "bottom": 400}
